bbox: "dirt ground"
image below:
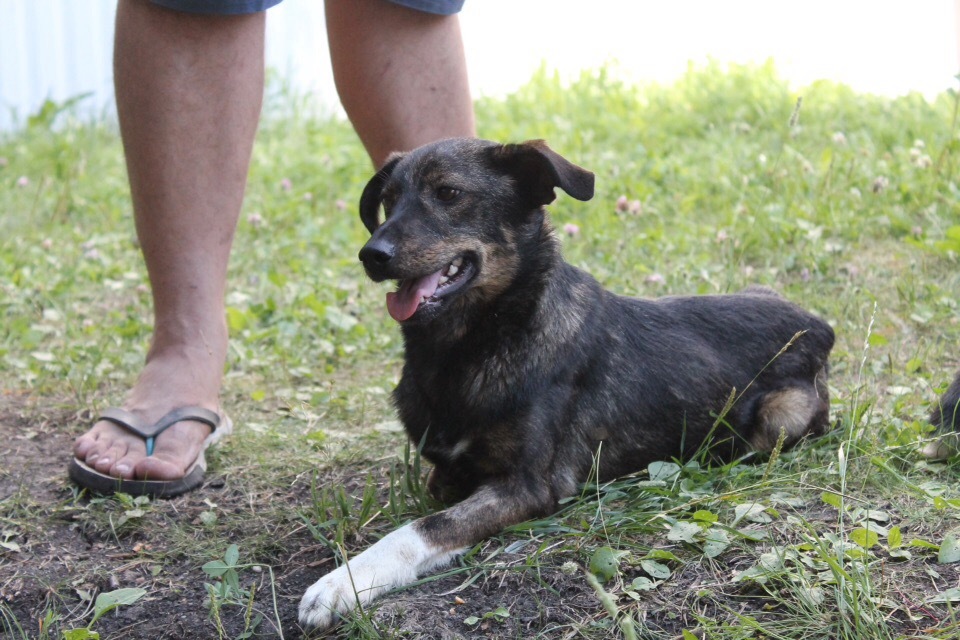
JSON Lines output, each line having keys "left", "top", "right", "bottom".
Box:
{"left": 2, "top": 392, "right": 959, "bottom": 639}
{"left": 0, "top": 392, "right": 604, "bottom": 639}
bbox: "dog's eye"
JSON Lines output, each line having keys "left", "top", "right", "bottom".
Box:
{"left": 436, "top": 187, "right": 461, "bottom": 202}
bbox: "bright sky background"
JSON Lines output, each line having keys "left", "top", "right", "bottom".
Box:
{"left": 457, "top": 0, "right": 958, "bottom": 100}
{"left": 1, "top": 0, "right": 957, "bottom": 130}
{"left": 264, "top": 0, "right": 959, "bottom": 115}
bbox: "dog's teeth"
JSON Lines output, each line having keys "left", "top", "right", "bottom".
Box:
{"left": 439, "top": 275, "right": 449, "bottom": 285}
{"left": 451, "top": 257, "right": 464, "bottom": 268}
{"left": 447, "top": 263, "right": 459, "bottom": 277}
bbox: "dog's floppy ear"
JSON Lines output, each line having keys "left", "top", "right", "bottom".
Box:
{"left": 358, "top": 154, "right": 402, "bottom": 234}
{"left": 491, "top": 139, "right": 595, "bottom": 207}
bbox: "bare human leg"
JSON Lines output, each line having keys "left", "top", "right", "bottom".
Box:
{"left": 326, "top": 0, "right": 475, "bottom": 168}
{"left": 72, "top": 0, "right": 265, "bottom": 483}
{"left": 73, "top": 0, "right": 474, "bottom": 490}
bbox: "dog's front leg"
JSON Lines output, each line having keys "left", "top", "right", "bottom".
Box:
{"left": 297, "top": 519, "right": 458, "bottom": 629}
{"left": 298, "top": 479, "right": 553, "bottom": 629}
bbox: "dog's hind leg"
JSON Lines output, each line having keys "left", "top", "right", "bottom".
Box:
{"left": 298, "top": 478, "right": 554, "bottom": 629}
{"left": 750, "top": 377, "right": 830, "bottom": 452}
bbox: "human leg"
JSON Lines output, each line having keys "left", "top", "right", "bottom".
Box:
{"left": 71, "top": 0, "right": 265, "bottom": 485}
{"left": 325, "top": 0, "right": 475, "bottom": 168}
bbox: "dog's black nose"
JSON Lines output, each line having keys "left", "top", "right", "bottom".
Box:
{"left": 359, "top": 237, "right": 395, "bottom": 266}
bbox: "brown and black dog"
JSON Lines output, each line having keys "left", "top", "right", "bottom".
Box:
{"left": 299, "top": 138, "right": 835, "bottom": 628}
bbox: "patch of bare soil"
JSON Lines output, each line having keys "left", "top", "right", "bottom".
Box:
{"left": 0, "top": 392, "right": 315, "bottom": 638}
{"left": 0, "top": 393, "right": 604, "bottom": 639}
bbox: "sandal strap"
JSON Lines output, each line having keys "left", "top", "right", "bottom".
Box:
{"left": 99, "top": 406, "right": 221, "bottom": 457}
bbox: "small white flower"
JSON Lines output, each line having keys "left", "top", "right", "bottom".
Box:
{"left": 247, "top": 213, "right": 263, "bottom": 228}
{"left": 628, "top": 199, "right": 642, "bottom": 215}
{"left": 563, "top": 223, "right": 580, "bottom": 237}
{"left": 16, "top": 176, "right": 29, "bottom": 187}
{"left": 832, "top": 131, "right": 847, "bottom": 145}
{"left": 280, "top": 178, "right": 292, "bottom": 191}
{"left": 615, "top": 195, "right": 629, "bottom": 212}
{"left": 758, "top": 154, "right": 767, "bottom": 165}
{"left": 645, "top": 273, "right": 665, "bottom": 285}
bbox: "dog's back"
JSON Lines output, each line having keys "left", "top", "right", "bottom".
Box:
{"left": 499, "top": 261, "right": 835, "bottom": 490}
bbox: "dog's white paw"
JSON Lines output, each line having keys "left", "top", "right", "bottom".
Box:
{"left": 297, "top": 551, "right": 415, "bottom": 629}
{"left": 298, "top": 523, "right": 461, "bottom": 629}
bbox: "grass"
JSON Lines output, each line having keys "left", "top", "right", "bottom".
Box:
{"left": 1, "top": 60, "right": 960, "bottom": 638}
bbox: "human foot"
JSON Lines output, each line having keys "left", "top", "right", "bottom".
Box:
{"left": 70, "top": 407, "right": 230, "bottom": 496}
{"left": 71, "top": 345, "right": 228, "bottom": 492}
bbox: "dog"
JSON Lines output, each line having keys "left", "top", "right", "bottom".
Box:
{"left": 298, "top": 138, "right": 835, "bottom": 628}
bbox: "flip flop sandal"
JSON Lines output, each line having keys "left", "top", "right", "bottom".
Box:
{"left": 68, "top": 406, "right": 232, "bottom": 498}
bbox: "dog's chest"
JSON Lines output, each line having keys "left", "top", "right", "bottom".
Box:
{"left": 396, "top": 347, "right": 539, "bottom": 463}
{"left": 407, "top": 334, "right": 537, "bottom": 405}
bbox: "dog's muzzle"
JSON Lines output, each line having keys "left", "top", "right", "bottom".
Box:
{"left": 359, "top": 236, "right": 396, "bottom": 281}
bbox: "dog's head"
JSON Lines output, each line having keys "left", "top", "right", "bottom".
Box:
{"left": 357, "top": 138, "right": 594, "bottom": 326}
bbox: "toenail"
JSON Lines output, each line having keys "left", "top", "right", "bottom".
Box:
{"left": 116, "top": 463, "right": 131, "bottom": 475}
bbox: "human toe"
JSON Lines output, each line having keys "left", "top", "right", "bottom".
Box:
{"left": 91, "top": 442, "right": 130, "bottom": 475}
{"left": 110, "top": 454, "right": 140, "bottom": 480}
{"left": 72, "top": 429, "right": 101, "bottom": 459}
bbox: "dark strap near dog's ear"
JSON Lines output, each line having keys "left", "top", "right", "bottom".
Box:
{"left": 359, "top": 155, "right": 402, "bottom": 233}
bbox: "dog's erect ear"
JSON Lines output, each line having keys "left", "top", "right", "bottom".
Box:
{"left": 491, "top": 140, "right": 595, "bottom": 207}
{"left": 358, "top": 155, "right": 402, "bottom": 234}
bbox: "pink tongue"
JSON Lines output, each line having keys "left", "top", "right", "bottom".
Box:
{"left": 386, "top": 270, "right": 444, "bottom": 322}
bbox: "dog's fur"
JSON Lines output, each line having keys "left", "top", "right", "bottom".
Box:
{"left": 935, "top": 373, "right": 960, "bottom": 430}
{"left": 924, "top": 371, "right": 960, "bottom": 458}
{"left": 299, "top": 138, "right": 836, "bottom": 628}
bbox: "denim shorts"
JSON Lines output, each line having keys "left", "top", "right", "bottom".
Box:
{"left": 150, "top": 0, "right": 464, "bottom": 16}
